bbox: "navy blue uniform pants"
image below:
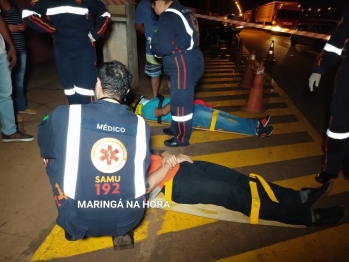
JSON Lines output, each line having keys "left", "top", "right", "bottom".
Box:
{"left": 322, "top": 58, "right": 349, "bottom": 175}
{"left": 172, "top": 161, "right": 312, "bottom": 226}
{"left": 163, "top": 49, "right": 204, "bottom": 144}
{"left": 54, "top": 45, "right": 96, "bottom": 105}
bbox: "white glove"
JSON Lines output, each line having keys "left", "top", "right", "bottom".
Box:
{"left": 88, "top": 32, "right": 96, "bottom": 42}
{"left": 308, "top": 73, "right": 321, "bottom": 92}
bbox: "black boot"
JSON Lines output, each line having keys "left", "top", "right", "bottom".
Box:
{"left": 163, "top": 128, "right": 174, "bottom": 136}
{"left": 315, "top": 171, "right": 338, "bottom": 184}
{"left": 112, "top": 230, "right": 134, "bottom": 251}
{"left": 65, "top": 231, "right": 78, "bottom": 241}
{"left": 301, "top": 180, "right": 333, "bottom": 207}
{"left": 312, "top": 206, "right": 348, "bottom": 226}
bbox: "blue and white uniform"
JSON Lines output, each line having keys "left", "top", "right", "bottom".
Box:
{"left": 312, "top": 7, "right": 349, "bottom": 176}
{"left": 22, "top": 0, "right": 110, "bottom": 104}
{"left": 151, "top": 1, "right": 204, "bottom": 145}
{"left": 38, "top": 101, "right": 151, "bottom": 239}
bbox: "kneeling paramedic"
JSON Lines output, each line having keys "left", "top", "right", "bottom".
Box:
{"left": 38, "top": 61, "right": 151, "bottom": 249}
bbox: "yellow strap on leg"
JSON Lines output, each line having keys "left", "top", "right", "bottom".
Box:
{"left": 250, "top": 173, "right": 279, "bottom": 203}
{"left": 249, "top": 179, "right": 260, "bottom": 224}
{"left": 248, "top": 173, "right": 279, "bottom": 224}
{"left": 163, "top": 178, "right": 173, "bottom": 210}
{"left": 209, "top": 110, "right": 219, "bottom": 131}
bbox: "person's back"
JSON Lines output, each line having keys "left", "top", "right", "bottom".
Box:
{"left": 38, "top": 61, "right": 151, "bottom": 243}
{"left": 22, "top": 0, "right": 110, "bottom": 51}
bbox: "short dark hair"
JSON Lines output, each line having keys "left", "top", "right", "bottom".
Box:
{"left": 97, "top": 61, "right": 132, "bottom": 101}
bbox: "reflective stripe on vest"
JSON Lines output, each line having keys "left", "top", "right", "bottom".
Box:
{"left": 46, "top": 6, "right": 88, "bottom": 16}
{"left": 327, "top": 129, "right": 349, "bottom": 139}
{"left": 101, "top": 12, "right": 111, "bottom": 18}
{"left": 323, "top": 43, "right": 343, "bottom": 55}
{"left": 63, "top": 105, "right": 82, "bottom": 199}
{"left": 134, "top": 115, "right": 147, "bottom": 198}
{"left": 165, "top": 8, "right": 194, "bottom": 50}
{"left": 172, "top": 113, "right": 193, "bottom": 122}
{"left": 63, "top": 106, "right": 148, "bottom": 199}
{"left": 22, "top": 10, "right": 41, "bottom": 18}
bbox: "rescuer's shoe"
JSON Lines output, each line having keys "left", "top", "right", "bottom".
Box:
{"left": 258, "top": 115, "right": 271, "bottom": 127}
{"left": 164, "top": 137, "right": 189, "bottom": 147}
{"left": 315, "top": 171, "right": 338, "bottom": 184}
{"left": 112, "top": 231, "right": 134, "bottom": 251}
{"left": 64, "top": 231, "right": 79, "bottom": 241}
{"left": 301, "top": 180, "right": 333, "bottom": 207}
{"left": 2, "top": 131, "right": 34, "bottom": 142}
{"left": 256, "top": 126, "right": 273, "bottom": 137}
{"left": 163, "top": 128, "right": 174, "bottom": 136}
{"left": 312, "top": 205, "right": 348, "bottom": 226}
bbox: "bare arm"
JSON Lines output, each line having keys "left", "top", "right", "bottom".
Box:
{"left": 0, "top": 16, "right": 17, "bottom": 69}
{"left": 135, "top": 23, "right": 145, "bottom": 34}
{"left": 146, "top": 151, "right": 193, "bottom": 193}
{"left": 153, "top": 103, "right": 171, "bottom": 117}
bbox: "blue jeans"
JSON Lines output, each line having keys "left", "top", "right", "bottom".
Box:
{"left": 0, "top": 53, "right": 16, "bottom": 135}
{"left": 12, "top": 50, "right": 27, "bottom": 112}
{"left": 192, "top": 104, "right": 258, "bottom": 136}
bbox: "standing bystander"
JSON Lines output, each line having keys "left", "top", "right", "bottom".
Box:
{"left": 0, "top": 12, "right": 33, "bottom": 142}
{"left": 0, "top": 0, "right": 37, "bottom": 123}
{"left": 135, "top": 0, "right": 168, "bottom": 98}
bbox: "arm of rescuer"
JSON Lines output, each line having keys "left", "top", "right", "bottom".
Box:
{"left": 0, "top": 15, "right": 17, "bottom": 69}
{"left": 153, "top": 103, "right": 171, "bottom": 118}
{"left": 22, "top": 0, "right": 56, "bottom": 34}
{"left": 85, "top": 0, "right": 111, "bottom": 42}
{"left": 134, "top": 1, "right": 145, "bottom": 34}
{"left": 146, "top": 151, "right": 193, "bottom": 193}
{"left": 309, "top": 8, "right": 349, "bottom": 91}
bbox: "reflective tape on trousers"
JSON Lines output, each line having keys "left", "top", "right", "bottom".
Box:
{"left": 327, "top": 129, "right": 349, "bottom": 139}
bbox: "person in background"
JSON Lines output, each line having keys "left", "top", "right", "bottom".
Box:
{"left": 308, "top": 6, "right": 349, "bottom": 184}
{"left": 0, "top": 12, "right": 33, "bottom": 142}
{"left": 135, "top": 0, "right": 169, "bottom": 99}
{"left": 150, "top": 0, "right": 204, "bottom": 147}
{"left": 0, "top": 0, "right": 37, "bottom": 123}
{"left": 22, "top": 0, "right": 110, "bottom": 105}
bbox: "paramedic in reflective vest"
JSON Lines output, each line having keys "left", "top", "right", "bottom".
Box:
{"left": 146, "top": 151, "right": 347, "bottom": 227}
{"left": 22, "top": 0, "right": 110, "bottom": 105}
{"left": 37, "top": 61, "right": 151, "bottom": 246}
{"left": 150, "top": 0, "right": 204, "bottom": 147}
{"left": 309, "top": 7, "right": 349, "bottom": 184}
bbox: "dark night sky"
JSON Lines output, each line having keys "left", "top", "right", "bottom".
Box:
{"left": 181, "top": 0, "right": 348, "bottom": 19}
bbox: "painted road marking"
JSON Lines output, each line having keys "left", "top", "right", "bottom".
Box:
{"left": 217, "top": 224, "right": 349, "bottom": 262}
{"left": 30, "top": 53, "right": 342, "bottom": 261}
